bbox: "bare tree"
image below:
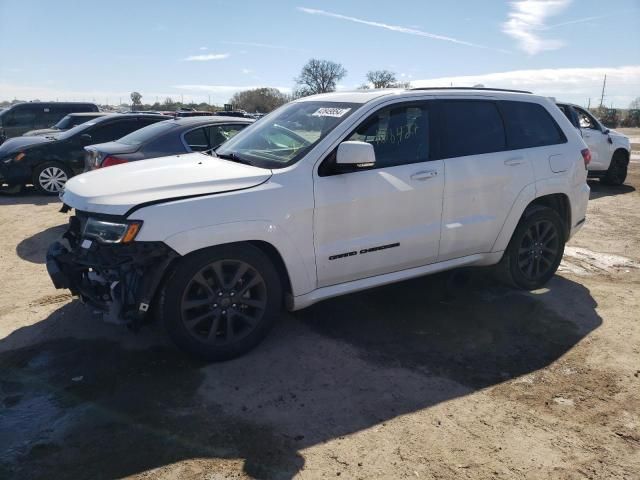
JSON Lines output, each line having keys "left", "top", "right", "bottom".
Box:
{"left": 363, "top": 70, "right": 411, "bottom": 89}
{"left": 630, "top": 97, "right": 640, "bottom": 110}
{"left": 229, "top": 88, "right": 289, "bottom": 113}
{"left": 366, "top": 70, "right": 397, "bottom": 89}
{"left": 295, "top": 59, "right": 347, "bottom": 96}
{"left": 130, "top": 91, "right": 142, "bottom": 108}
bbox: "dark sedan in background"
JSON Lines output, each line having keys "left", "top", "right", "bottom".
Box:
{"left": 22, "top": 112, "right": 112, "bottom": 137}
{"left": 0, "top": 113, "right": 167, "bottom": 194}
{"left": 84, "top": 115, "right": 253, "bottom": 170}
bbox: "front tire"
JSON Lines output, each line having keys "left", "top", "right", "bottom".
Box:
{"left": 499, "top": 206, "right": 566, "bottom": 290}
{"left": 160, "top": 244, "right": 282, "bottom": 361}
{"left": 32, "top": 162, "right": 71, "bottom": 195}
{"left": 601, "top": 151, "right": 628, "bottom": 186}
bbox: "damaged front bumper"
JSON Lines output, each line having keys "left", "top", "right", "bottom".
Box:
{"left": 46, "top": 213, "right": 178, "bottom": 328}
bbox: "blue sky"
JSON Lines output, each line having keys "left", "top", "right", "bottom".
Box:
{"left": 1, "top": 0, "right": 638, "bottom": 107}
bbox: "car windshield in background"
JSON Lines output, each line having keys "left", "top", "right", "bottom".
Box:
{"left": 54, "top": 121, "right": 97, "bottom": 140}
{"left": 116, "top": 120, "right": 177, "bottom": 146}
{"left": 216, "top": 101, "right": 359, "bottom": 168}
{"left": 53, "top": 116, "right": 78, "bottom": 130}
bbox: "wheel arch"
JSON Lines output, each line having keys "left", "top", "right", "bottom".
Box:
{"left": 527, "top": 193, "right": 571, "bottom": 241}
{"left": 492, "top": 184, "right": 572, "bottom": 253}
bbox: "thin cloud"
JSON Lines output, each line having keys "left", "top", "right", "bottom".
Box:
{"left": 221, "top": 41, "right": 307, "bottom": 52}
{"left": 502, "top": 0, "right": 572, "bottom": 55}
{"left": 297, "top": 7, "right": 506, "bottom": 52}
{"left": 183, "top": 53, "right": 230, "bottom": 61}
{"left": 544, "top": 12, "right": 617, "bottom": 29}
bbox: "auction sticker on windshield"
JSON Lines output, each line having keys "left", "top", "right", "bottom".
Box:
{"left": 312, "top": 107, "right": 351, "bottom": 118}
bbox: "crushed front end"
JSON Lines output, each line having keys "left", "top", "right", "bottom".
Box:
{"left": 47, "top": 210, "right": 178, "bottom": 329}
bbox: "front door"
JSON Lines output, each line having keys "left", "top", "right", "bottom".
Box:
{"left": 313, "top": 101, "right": 444, "bottom": 288}
{"left": 574, "top": 106, "right": 609, "bottom": 170}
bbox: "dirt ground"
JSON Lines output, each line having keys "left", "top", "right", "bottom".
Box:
{"left": 1, "top": 158, "right": 639, "bottom": 479}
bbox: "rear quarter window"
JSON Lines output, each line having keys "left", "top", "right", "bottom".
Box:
{"left": 438, "top": 100, "right": 506, "bottom": 158}
{"left": 500, "top": 101, "right": 566, "bottom": 149}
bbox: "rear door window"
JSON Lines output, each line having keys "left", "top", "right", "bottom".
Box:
{"left": 438, "top": 100, "right": 506, "bottom": 158}
{"left": 184, "top": 127, "right": 209, "bottom": 151}
{"left": 499, "top": 101, "right": 566, "bottom": 149}
{"left": 87, "top": 120, "right": 140, "bottom": 143}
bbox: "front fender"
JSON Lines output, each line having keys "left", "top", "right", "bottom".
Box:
{"left": 163, "top": 220, "right": 315, "bottom": 297}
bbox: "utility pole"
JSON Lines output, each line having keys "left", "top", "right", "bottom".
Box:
{"left": 599, "top": 74, "right": 607, "bottom": 108}
{"left": 587, "top": 98, "right": 591, "bottom": 109}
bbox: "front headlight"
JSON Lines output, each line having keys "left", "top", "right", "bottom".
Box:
{"left": 83, "top": 218, "right": 142, "bottom": 244}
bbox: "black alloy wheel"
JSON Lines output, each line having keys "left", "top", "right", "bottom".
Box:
{"left": 161, "top": 244, "right": 282, "bottom": 361}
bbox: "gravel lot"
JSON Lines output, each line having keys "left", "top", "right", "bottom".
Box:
{"left": 1, "top": 157, "right": 639, "bottom": 479}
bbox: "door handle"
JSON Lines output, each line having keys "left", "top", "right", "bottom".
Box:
{"left": 410, "top": 170, "right": 438, "bottom": 181}
{"left": 504, "top": 157, "right": 525, "bottom": 166}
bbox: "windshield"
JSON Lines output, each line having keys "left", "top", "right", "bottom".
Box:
{"left": 216, "top": 101, "right": 360, "bottom": 168}
{"left": 116, "top": 120, "right": 176, "bottom": 146}
{"left": 53, "top": 115, "right": 80, "bottom": 130}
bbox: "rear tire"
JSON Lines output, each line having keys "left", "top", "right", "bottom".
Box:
{"left": 497, "top": 206, "right": 566, "bottom": 290}
{"left": 160, "top": 244, "right": 282, "bottom": 362}
{"left": 601, "top": 151, "right": 628, "bottom": 186}
{"left": 32, "top": 162, "right": 72, "bottom": 195}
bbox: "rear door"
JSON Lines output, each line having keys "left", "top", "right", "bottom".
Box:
{"left": 435, "top": 98, "right": 534, "bottom": 261}
{"left": 314, "top": 100, "right": 445, "bottom": 287}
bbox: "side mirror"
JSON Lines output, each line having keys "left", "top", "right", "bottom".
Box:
{"left": 336, "top": 141, "right": 375, "bottom": 168}
{"left": 602, "top": 128, "right": 610, "bottom": 135}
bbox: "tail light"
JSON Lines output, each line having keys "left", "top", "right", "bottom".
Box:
{"left": 100, "top": 156, "right": 128, "bottom": 168}
{"left": 581, "top": 148, "right": 591, "bottom": 167}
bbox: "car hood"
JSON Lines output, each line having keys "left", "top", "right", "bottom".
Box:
{"left": 61, "top": 152, "right": 273, "bottom": 216}
{"left": 0, "top": 135, "right": 53, "bottom": 157}
{"left": 607, "top": 129, "right": 631, "bottom": 147}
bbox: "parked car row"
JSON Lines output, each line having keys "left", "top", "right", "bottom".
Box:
{"left": 1, "top": 88, "right": 631, "bottom": 361}
{"left": 0, "top": 111, "right": 252, "bottom": 194}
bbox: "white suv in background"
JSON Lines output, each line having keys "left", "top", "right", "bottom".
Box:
{"left": 47, "top": 88, "right": 590, "bottom": 360}
{"left": 557, "top": 102, "right": 631, "bottom": 185}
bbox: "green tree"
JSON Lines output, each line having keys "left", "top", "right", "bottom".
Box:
{"left": 295, "top": 59, "right": 347, "bottom": 97}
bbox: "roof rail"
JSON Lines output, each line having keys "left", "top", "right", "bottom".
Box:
{"left": 408, "top": 87, "right": 532, "bottom": 94}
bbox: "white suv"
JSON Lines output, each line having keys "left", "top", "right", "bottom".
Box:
{"left": 47, "top": 88, "right": 590, "bottom": 360}
{"left": 557, "top": 102, "right": 631, "bottom": 185}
